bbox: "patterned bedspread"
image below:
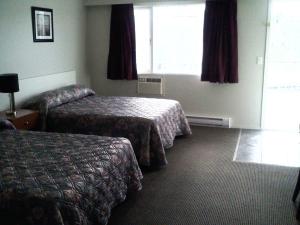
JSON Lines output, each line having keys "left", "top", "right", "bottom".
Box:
{"left": 0, "top": 130, "right": 142, "bottom": 225}
{"left": 47, "top": 96, "right": 192, "bottom": 167}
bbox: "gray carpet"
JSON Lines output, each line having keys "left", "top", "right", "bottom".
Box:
{"left": 108, "top": 126, "right": 299, "bottom": 225}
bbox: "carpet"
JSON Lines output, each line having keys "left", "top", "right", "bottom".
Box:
{"left": 108, "top": 126, "right": 299, "bottom": 225}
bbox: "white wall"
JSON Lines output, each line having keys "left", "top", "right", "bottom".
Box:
{"left": 0, "top": 0, "right": 89, "bottom": 110}
{"left": 86, "top": 0, "right": 268, "bottom": 129}
{"left": 85, "top": 0, "right": 204, "bottom": 6}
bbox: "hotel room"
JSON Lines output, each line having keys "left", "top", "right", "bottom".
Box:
{"left": 0, "top": 0, "right": 300, "bottom": 224}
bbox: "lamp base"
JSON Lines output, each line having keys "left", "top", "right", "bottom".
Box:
{"left": 5, "top": 111, "right": 17, "bottom": 117}
{"left": 6, "top": 92, "right": 17, "bottom": 117}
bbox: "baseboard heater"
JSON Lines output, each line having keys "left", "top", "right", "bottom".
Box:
{"left": 187, "top": 115, "right": 232, "bottom": 128}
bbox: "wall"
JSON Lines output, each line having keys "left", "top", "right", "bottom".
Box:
{"left": 86, "top": 0, "right": 268, "bottom": 129}
{"left": 85, "top": 0, "right": 204, "bottom": 6}
{"left": 0, "top": 0, "right": 89, "bottom": 110}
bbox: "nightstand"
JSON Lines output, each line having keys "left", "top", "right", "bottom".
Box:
{"left": 0, "top": 109, "right": 39, "bottom": 130}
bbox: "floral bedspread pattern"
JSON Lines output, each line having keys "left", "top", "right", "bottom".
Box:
{"left": 46, "top": 96, "right": 192, "bottom": 167}
{"left": 0, "top": 130, "right": 142, "bottom": 225}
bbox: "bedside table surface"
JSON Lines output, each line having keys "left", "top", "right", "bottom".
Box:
{"left": 0, "top": 109, "right": 39, "bottom": 130}
{"left": 0, "top": 109, "right": 37, "bottom": 119}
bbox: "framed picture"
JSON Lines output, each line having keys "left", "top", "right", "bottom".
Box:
{"left": 31, "top": 7, "right": 54, "bottom": 42}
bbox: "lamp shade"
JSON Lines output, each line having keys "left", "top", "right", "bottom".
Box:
{"left": 0, "top": 74, "right": 19, "bottom": 93}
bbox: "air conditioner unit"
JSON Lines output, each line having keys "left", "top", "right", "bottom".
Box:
{"left": 137, "top": 77, "right": 164, "bottom": 95}
{"left": 187, "top": 115, "right": 232, "bottom": 128}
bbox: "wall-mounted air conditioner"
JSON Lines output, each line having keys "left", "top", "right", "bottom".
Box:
{"left": 137, "top": 77, "right": 164, "bottom": 95}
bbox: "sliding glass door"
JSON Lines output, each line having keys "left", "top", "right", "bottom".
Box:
{"left": 262, "top": 0, "right": 300, "bottom": 131}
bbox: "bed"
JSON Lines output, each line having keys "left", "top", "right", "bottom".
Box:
{"left": 24, "top": 85, "right": 192, "bottom": 168}
{"left": 0, "top": 121, "right": 142, "bottom": 225}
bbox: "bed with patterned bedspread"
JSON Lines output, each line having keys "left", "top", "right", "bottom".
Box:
{"left": 25, "top": 85, "right": 192, "bottom": 168}
{"left": 0, "top": 129, "right": 142, "bottom": 225}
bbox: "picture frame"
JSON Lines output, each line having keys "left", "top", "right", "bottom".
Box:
{"left": 31, "top": 7, "right": 54, "bottom": 42}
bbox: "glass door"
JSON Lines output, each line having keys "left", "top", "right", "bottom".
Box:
{"left": 262, "top": 0, "right": 300, "bottom": 131}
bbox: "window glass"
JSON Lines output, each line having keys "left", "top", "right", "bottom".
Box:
{"left": 153, "top": 4, "right": 205, "bottom": 75}
{"left": 134, "top": 8, "right": 152, "bottom": 74}
{"left": 134, "top": 4, "right": 205, "bottom": 75}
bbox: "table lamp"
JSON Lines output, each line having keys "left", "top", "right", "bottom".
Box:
{"left": 0, "top": 73, "right": 19, "bottom": 116}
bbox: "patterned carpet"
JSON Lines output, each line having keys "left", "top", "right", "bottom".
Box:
{"left": 108, "top": 126, "right": 299, "bottom": 225}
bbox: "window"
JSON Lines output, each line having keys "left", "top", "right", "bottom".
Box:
{"left": 134, "top": 4, "right": 205, "bottom": 75}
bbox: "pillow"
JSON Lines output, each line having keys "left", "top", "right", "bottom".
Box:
{"left": 0, "top": 119, "right": 16, "bottom": 131}
{"left": 23, "top": 84, "right": 95, "bottom": 111}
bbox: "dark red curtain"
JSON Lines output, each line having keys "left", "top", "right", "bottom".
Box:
{"left": 201, "top": 0, "right": 238, "bottom": 83}
{"left": 107, "top": 4, "right": 137, "bottom": 80}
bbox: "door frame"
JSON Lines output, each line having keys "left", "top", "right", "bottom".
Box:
{"left": 260, "top": 0, "right": 273, "bottom": 130}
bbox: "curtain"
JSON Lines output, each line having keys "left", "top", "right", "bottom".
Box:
{"left": 201, "top": 0, "right": 238, "bottom": 83}
{"left": 107, "top": 4, "right": 138, "bottom": 80}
